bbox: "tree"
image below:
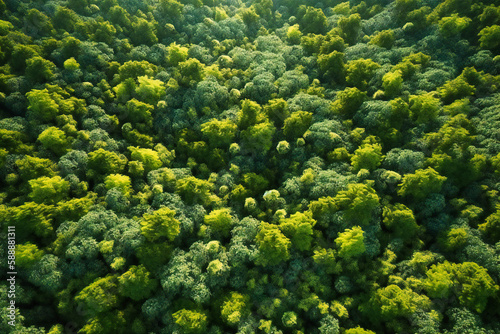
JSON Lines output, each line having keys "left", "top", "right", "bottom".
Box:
{"left": 238, "top": 99, "right": 264, "bottom": 130}
{"left": 176, "top": 176, "right": 215, "bottom": 206}
{"left": 330, "top": 87, "right": 366, "bottom": 118}
{"left": 29, "top": 176, "right": 70, "bottom": 204}
{"left": 178, "top": 58, "right": 205, "bottom": 86}
{"left": 287, "top": 24, "right": 302, "bottom": 44}
{"left": 382, "top": 70, "right": 403, "bottom": 97}
{"left": 15, "top": 155, "right": 57, "bottom": 181}
{"left": 140, "top": 207, "right": 180, "bottom": 242}
{"left": 201, "top": 119, "right": 237, "bottom": 148}
{"left": 130, "top": 18, "right": 158, "bottom": 46}
{"left": 63, "top": 57, "right": 80, "bottom": 71}
{"left": 424, "top": 261, "right": 499, "bottom": 312}
{"left": 335, "top": 226, "right": 365, "bottom": 258}
{"left": 409, "top": 93, "right": 441, "bottom": 123}
{"left": 118, "top": 265, "right": 157, "bottom": 301}
{"left": 0, "top": 202, "right": 54, "bottom": 239}
{"left": 299, "top": 6, "right": 328, "bottom": 34}
{"left": 37, "top": 127, "right": 72, "bottom": 155}
{"left": 128, "top": 146, "right": 162, "bottom": 172}
{"left": 334, "top": 183, "right": 380, "bottom": 226}
{"left": 370, "top": 30, "right": 395, "bottom": 49}
{"left": 74, "top": 275, "right": 119, "bottom": 317}
{"left": 124, "top": 99, "right": 153, "bottom": 126}
{"left": 345, "top": 58, "right": 380, "bottom": 90}
{"left": 365, "top": 285, "right": 431, "bottom": 321}
{"left": 382, "top": 203, "right": 420, "bottom": 239}
{"left": 88, "top": 148, "right": 127, "bottom": 176}
{"left": 15, "top": 242, "right": 44, "bottom": 268}
{"left": 92, "top": 21, "right": 116, "bottom": 44}
{"left": 478, "top": 25, "right": 500, "bottom": 51}
{"left": 26, "top": 56, "right": 56, "bottom": 82}
{"left": 398, "top": 167, "right": 447, "bottom": 200}
{"left": 166, "top": 42, "right": 188, "bottom": 66}
{"left": 172, "top": 309, "right": 208, "bottom": 334}
{"left": 478, "top": 206, "right": 500, "bottom": 242}
{"left": 283, "top": 111, "right": 313, "bottom": 139}
{"left": 26, "top": 89, "right": 59, "bottom": 122}
{"left": 255, "top": 222, "right": 291, "bottom": 266}
{"left": 117, "top": 60, "right": 157, "bottom": 81}
{"left": 27, "top": 254, "right": 63, "bottom": 293}
{"left": 318, "top": 51, "right": 346, "bottom": 83}
{"left": 438, "top": 14, "right": 470, "bottom": 38}
{"left": 240, "top": 122, "right": 276, "bottom": 153}
{"left": 104, "top": 174, "right": 132, "bottom": 197}
{"left": 279, "top": 211, "right": 316, "bottom": 251}
{"left": 159, "top": 0, "right": 184, "bottom": 18}
{"left": 351, "top": 143, "right": 384, "bottom": 172}
{"left": 204, "top": 208, "right": 234, "bottom": 237}
{"left": 220, "top": 292, "right": 250, "bottom": 326}
{"left": 135, "top": 76, "right": 166, "bottom": 104}
{"left": 337, "top": 14, "right": 362, "bottom": 44}
{"left": 345, "top": 327, "right": 375, "bottom": 334}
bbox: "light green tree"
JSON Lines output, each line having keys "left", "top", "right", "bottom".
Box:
{"left": 128, "top": 146, "right": 162, "bottom": 173}
{"left": 220, "top": 292, "right": 250, "bottom": 326}
{"left": 382, "top": 70, "right": 403, "bottom": 97}
{"left": 398, "top": 167, "right": 446, "bottom": 200}
{"left": 26, "top": 89, "right": 59, "bottom": 122}
{"left": 382, "top": 203, "right": 420, "bottom": 239}
{"left": 176, "top": 176, "right": 215, "bottom": 205}
{"left": 345, "top": 58, "right": 380, "bottom": 90}
{"left": 201, "top": 119, "right": 238, "bottom": 147}
{"left": 330, "top": 87, "right": 367, "bottom": 117}
{"left": 63, "top": 57, "right": 80, "bottom": 70}
{"left": 104, "top": 174, "right": 132, "bottom": 197}
{"left": 409, "top": 93, "right": 441, "bottom": 123}
{"left": 26, "top": 56, "right": 56, "bottom": 82}
{"left": 424, "top": 261, "right": 499, "bottom": 312}
{"left": 125, "top": 99, "right": 154, "bottom": 126}
{"left": 478, "top": 25, "right": 500, "bottom": 50}
{"left": 37, "top": 127, "right": 72, "bottom": 155}
{"left": 204, "top": 208, "right": 234, "bottom": 236}
{"left": 117, "top": 265, "right": 157, "bottom": 301}
{"left": 279, "top": 211, "right": 316, "bottom": 251}
{"left": 74, "top": 275, "right": 119, "bottom": 316}
{"left": 370, "top": 30, "right": 395, "bottom": 49}
{"left": 351, "top": 143, "right": 384, "bottom": 172}
{"left": 167, "top": 42, "right": 189, "bottom": 66}
{"left": 178, "top": 58, "right": 205, "bottom": 86}
{"left": 172, "top": 309, "right": 208, "bottom": 334}
{"left": 15, "top": 155, "right": 56, "bottom": 181}
{"left": 438, "top": 14, "right": 471, "bottom": 37}
{"left": 135, "top": 75, "right": 166, "bottom": 104}
{"left": 29, "top": 176, "right": 70, "bottom": 204}
{"left": 366, "top": 285, "right": 431, "bottom": 321}
{"left": 240, "top": 122, "right": 276, "bottom": 153}
{"left": 15, "top": 242, "right": 44, "bottom": 268}
{"left": 238, "top": 99, "right": 264, "bottom": 130}
{"left": 256, "top": 222, "right": 291, "bottom": 266}
{"left": 140, "top": 207, "right": 180, "bottom": 242}
{"left": 88, "top": 148, "right": 127, "bottom": 176}
{"left": 345, "top": 327, "right": 376, "bottom": 334}
{"left": 334, "top": 183, "right": 380, "bottom": 226}
{"left": 478, "top": 206, "right": 500, "bottom": 242}
{"left": 335, "top": 226, "right": 365, "bottom": 258}
{"left": 283, "top": 111, "right": 313, "bottom": 139}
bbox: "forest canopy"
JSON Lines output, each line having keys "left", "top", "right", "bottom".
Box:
{"left": 0, "top": 0, "right": 500, "bottom": 333}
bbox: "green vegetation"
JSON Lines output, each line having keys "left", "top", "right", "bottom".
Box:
{"left": 0, "top": 0, "right": 499, "bottom": 333}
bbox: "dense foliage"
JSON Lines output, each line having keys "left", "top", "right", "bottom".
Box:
{"left": 1, "top": 0, "right": 500, "bottom": 333}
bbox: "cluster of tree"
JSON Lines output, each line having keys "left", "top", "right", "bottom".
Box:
{"left": 1, "top": 0, "right": 500, "bottom": 333}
